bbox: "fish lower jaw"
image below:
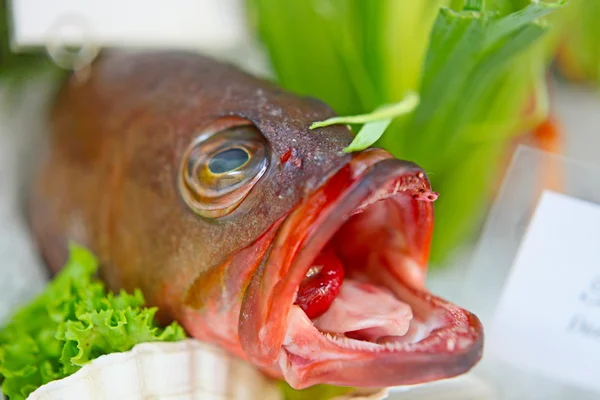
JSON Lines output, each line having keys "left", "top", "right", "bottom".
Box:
{"left": 282, "top": 284, "right": 465, "bottom": 358}
{"left": 279, "top": 314, "right": 482, "bottom": 390}
{"left": 311, "top": 317, "right": 475, "bottom": 354}
{"left": 320, "top": 324, "right": 477, "bottom": 353}
{"left": 278, "top": 273, "right": 482, "bottom": 389}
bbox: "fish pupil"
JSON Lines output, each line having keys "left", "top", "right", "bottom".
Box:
{"left": 208, "top": 148, "right": 249, "bottom": 174}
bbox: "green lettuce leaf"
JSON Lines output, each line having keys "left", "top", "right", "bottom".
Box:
{"left": 0, "top": 243, "right": 186, "bottom": 400}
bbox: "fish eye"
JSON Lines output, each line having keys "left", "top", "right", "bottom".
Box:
{"left": 179, "top": 121, "right": 270, "bottom": 218}
{"left": 208, "top": 148, "right": 250, "bottom": 174}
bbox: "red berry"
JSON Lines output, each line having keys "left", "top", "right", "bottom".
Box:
{"left": 294, "top": 246, "right": 344, "bottom": 319}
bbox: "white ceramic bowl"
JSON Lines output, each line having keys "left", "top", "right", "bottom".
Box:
{"left": 26, "top": 339, "right": 282, "bottom": 400}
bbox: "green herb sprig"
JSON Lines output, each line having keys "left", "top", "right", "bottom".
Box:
{"left": 310, "top": 91, "right": 419, "bottom": 152}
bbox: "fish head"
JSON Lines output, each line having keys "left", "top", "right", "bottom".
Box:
{"left": 33, "top": 50, "right": 482, "bottom": 389}
{"left": 163, "top": 57, "right": 484, "bottom": 390}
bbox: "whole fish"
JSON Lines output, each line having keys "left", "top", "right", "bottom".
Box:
{"left": 28, "top": 50, "right": 483, "bottom": 390}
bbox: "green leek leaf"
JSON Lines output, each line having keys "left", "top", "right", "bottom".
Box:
{"left": 485, "top": 0, "right": 567, "bottom": 48}
{"left": 464, "top": 0, "right": 483, "bottom": 11}
{"left": 553, "top": 0, "right": 600, "bottom": 84}
{"left": 247, "top": 0, "right": 566, "bottom": 265}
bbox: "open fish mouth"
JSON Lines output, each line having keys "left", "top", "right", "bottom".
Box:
{"left": 239, "top": 148, "right": 484, "bottom": 389}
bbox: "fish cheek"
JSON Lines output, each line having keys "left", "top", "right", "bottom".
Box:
{"left": 184, "top": 260, "right": 230, "bottom": 310}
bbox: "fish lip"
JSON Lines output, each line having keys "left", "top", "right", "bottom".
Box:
{"left": 239, "top": 148, "right": 484, "bottom": 388}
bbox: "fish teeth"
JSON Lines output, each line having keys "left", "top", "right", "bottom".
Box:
{"left": 321, "top": 333, "right": 384, "bottom": 352}
{"left": 447, "top": 338, "right": 456, "bottom": 351}
{"left": 319, "top": 331, "right": 463, "bottom": 353}
{"left": 384, "top": 340, "right": 413, "bottom": 352}
{"left": 320, "top": 327, "right": 468, "bottom": 353}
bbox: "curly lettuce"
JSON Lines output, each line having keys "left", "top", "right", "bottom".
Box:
{"left": 0, "top": 244, "right": 186, "bottom": 400}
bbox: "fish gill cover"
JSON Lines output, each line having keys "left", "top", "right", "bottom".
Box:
{"left": 0, "top": 244, "right": 186, "bottom": 400}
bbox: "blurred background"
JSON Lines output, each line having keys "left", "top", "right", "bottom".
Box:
{"left": 1, "top": 0, "right": 600, "bottom": 399}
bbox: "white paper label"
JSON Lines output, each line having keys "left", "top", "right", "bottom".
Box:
{"left": 9, "top": 0, "right": 247, "bottom": 51}
{"left": 488, "top": 190, "right": 600, "bottom": 392}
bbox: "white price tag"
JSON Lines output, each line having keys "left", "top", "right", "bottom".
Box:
{"left": 8, "top": 0, "right": 247, "bottom": 52}
{"left": 487, "top": 190, "right": 600, "bottom": 392}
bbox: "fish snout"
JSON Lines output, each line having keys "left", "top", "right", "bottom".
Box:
{"left": 238, "top": 150, "right": 484, "bottom": 388}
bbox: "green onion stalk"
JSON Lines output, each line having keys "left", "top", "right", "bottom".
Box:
{"left": 245, "top": 0, "right": 567, "bottom": 266}
{"left": 553, "top": 0, "right": 600, "bottom": 84}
